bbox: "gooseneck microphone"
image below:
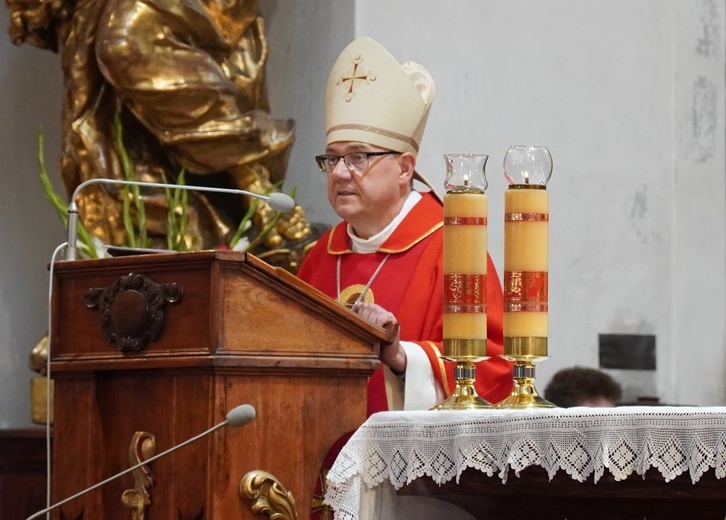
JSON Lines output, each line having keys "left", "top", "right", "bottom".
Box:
{"left": 26, "top": 404, "right": 256, "bottom": 520}
{"left": 65, "top": 178, "right": 297, "bottom": 260}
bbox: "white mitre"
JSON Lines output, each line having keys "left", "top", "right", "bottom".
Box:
{"left": 325, "top": 37, "right": 437, "bottom": 192}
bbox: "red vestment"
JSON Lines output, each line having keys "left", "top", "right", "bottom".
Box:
{"left": 298, "top": 191, "right": 513, "bottom": 412}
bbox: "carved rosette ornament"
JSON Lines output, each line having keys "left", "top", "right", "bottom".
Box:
{"left": 85, "top": 273, "right": 183, "bottom": 353}
{"left": 240, "top": 470, "right": 298, "bottom": 520}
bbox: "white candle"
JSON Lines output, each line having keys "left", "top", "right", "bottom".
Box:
{"left": 503, "top": 186, "right": 548, "bottom": 340}
{"left": 443, "top": 190, "right": 488, "bottom": 358}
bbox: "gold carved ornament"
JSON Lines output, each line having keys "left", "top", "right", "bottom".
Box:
{"left": 121, "top": 431, "right": 157, "bottom": 520}
{"left": 240, "top": 470, "right": 298, "bottom": 520}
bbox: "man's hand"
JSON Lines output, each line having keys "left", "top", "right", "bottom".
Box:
{"left": 353, "top": 302, "right": 406, "bottom": 374}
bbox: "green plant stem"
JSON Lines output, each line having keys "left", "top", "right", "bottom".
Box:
{"left": 246, "top": 212, "right": 283, "bottom": 251}
{"left": 228, "top": 180, "right": 286, "bottom": 250}
{"left": 162, "top": 170, "right": 191, "bottom": 251}
{"left": 229, "top": 198, "right": 259, "bottom": 247}
{"left": 114, "top": 112, "right": 150, "bottom": 248}
{"left": 37, "top": 127, "right": 98, "bottom": 258}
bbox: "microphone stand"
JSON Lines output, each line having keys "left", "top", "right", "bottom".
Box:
{"left": 65, "top": 178, "right": 296, "bottom": 261}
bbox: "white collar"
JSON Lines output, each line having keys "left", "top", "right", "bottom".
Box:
{"left": 348, "top": 191, "right": 423, "bottom": 253}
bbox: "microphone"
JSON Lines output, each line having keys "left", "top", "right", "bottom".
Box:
{"left": 65, "top": 178, "right": 297, "bottom": 260}
{"left": 26, "top": 404, "right": 256, "bottom": 520}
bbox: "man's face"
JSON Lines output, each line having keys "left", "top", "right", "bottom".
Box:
{"left": 325, "top": 141, "right": 411, "bottom": 239}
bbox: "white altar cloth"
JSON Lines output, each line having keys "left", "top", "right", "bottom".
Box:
{"left": 325, "top": 406, "right": 726, "bottom": 520}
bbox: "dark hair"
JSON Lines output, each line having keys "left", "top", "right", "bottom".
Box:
{"left": 544, "top": 366, "right": 622, "bottom": 407}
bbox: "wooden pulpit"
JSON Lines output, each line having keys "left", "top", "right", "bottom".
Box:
{"left": 49, "top": 250, "right": 387, "bottom": 519}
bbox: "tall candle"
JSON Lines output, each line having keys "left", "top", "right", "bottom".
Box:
{"left": 503, "top": 186, "right": 548, "bottom": 358}
{"left": 443, "top": 154, "right": 489, "bottom": 360}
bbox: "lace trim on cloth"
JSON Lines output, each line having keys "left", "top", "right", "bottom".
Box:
{"left": 325, "top": 407, "right": 726, "bottom": 520}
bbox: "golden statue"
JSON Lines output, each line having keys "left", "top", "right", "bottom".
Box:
{"left": 7, "top": 0, "right": 319, "bottom": 269}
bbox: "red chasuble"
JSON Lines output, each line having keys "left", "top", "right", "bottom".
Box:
{"left": 298, "top": 191, "right": 513, "bottom": 413}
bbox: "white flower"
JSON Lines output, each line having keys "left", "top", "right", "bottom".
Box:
{"left": 230, "top": 218, "right": 252, "bottom": 251}
{"left": 232, "top": 237, "right": 250, "bottom": 252}
{"left": 93, "top": 237, "right": 109, "bottom": 258}
{"left": 77, "top": 237, "right": 109, "bottom": 259}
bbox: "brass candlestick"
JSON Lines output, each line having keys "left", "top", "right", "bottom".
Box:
{"left": 434, "top": 153, "right": 491, "bottom": 410}
{"left": 496, "top": 145, "right": 556, "bottom": 409}
{"left": 497, "top": 338, "right": 554, "bottom": 408}
{"left": 433, "top": 339, "right": 491, "bottom": 410}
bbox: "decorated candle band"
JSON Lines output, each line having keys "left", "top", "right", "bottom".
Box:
{"left": 444, "top": 273, "right": 487, "bottom": 313}
{"left": 505, "top": 212, "right": 549, "bottom": 223}
{"left": 444, "top": 216, "right": 487, "bottom": 225}
{"left": 443, "top": 273, "right": 488, "bottom": 359}
{"left": 502, "top": 269, "right": 549, "bottom": 357}
{"left": 503, "top": 270, "right": 548, "bottom": 310}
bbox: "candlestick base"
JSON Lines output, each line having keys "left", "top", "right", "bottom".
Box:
{"left": 496, "top": 361, "right": 556, "bottom": 409}
{"left": 432, "top": 361, "right": 492, "bottom": 410}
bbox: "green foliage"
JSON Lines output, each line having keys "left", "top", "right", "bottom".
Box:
{"left": 37, "top": 127, "right": 100, "bottom": 258}
{"left": 162, "top": 169, "right": 193, "bottom": 251}
{"left": 39, "top": 114, "right": 295, "bottom": 256}
{"left": 228, "top": 183, "right": 298, "bottom": 251}
{"left": 113, "top": 112, "right": 150, "bottom": 249}
{"left": 229, "top": 180, "right": 279, "bottom": 250}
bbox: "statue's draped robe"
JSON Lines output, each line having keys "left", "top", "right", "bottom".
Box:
{"left": 60, "top": 0, "right": 294, "bottom": 246}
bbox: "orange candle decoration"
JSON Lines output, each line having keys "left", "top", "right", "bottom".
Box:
{"left": 443, "top": 154, "right": 489, "bottom": 360}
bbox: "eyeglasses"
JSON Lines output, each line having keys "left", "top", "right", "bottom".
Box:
{"left": 315, "top": 151, "right": 398, "bottom": 174}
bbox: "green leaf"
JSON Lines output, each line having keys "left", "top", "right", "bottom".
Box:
{"left": 37, "top": 127, "right": 99, "bottom": 258}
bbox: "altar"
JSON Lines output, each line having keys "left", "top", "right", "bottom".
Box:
{"left": 325, "top": 407, "right": 726, "bottom": 520}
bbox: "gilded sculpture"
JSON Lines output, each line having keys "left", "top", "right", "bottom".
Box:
{"left": 7, "top": 0, "right": 320, "bottom": 269}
